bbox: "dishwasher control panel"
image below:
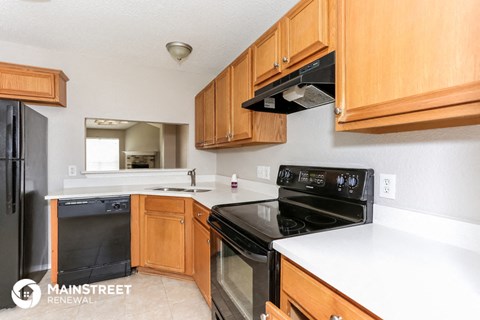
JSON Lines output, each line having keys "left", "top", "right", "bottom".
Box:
{"left": 58, "top": 196, "right": 130, "bottom": 218}
{"left": 105, "top": 198, "right": 130, "bottom": 213}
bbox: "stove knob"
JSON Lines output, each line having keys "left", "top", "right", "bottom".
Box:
{"left": 279, "top": 169, "right": 293, "bottom": 181}
{"left": 336, "top": 175, "right": 345, "bottom": 186}
{"left": 348, "top": 176, "right": 358, "bottom": 188}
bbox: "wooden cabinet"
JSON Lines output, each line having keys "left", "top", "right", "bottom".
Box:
{"left": 335, "top": 0, "right": 480, "bottom": 133}
{"left": 193, "top": 202, "right": 211, "bottom": 306}
{"left": 203, "top": 81, "right": 215, "bottom": 146}
{"left": 280, "top": 257, "right": 379, "bottom": 320}
{"left": 253, "top": 0, "right": 330, "bottom": 86}
{"left": 253, "top": 23, "right": 282, "bottom": 85}
{"left": 195, "top": 91, "right": 205, "bottom": 148}
{"left": 140, "top": 196, "right": 193, "bottom": 275}
{"left": 215, "top": 68, "right": 231, "bottom": 144}
{"left": 0, "top": 61, "right": 68, "bottom": 107}
{"left": 196, "top": 49, "right": 286, "bottom": 149}
{"left": 264, "top": 302, "right": 291, "bottom": 320}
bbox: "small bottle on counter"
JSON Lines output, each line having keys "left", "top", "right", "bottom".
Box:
{"left": 231, "top": 174, "right": 238, "bottom": 189}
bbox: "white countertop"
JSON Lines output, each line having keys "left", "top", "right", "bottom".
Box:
{"left": 273, "top": 224, "right": 480, "bottom": 319}
{"left": 46, "top": 182, "right": 276, "bottom": 209}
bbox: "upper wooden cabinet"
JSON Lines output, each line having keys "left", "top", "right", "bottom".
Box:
{"left": 253, "top": 0, "right": 330, "bottom": 86}
{"left": 194, "top": 91, "right": 205, "bottom": 148}
{"left": 195, "top": 49, "right": 286, "bottom": 149}
{"left": 215, "top": 68, "right": 232, "bottom": 144}
{"left": 0, "top": 62, "right": 69, "bottom": 107}
{"left": 335, "top": 0, "right": 480, "bottom": 133}
{"left": 203, "top": 81, "right": 216, "bottom": 146}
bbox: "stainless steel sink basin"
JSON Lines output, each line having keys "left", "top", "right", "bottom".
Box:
{"left": 152, "top": 187, "right": 186, "bottom": 192}
{"left": 183, "top": 189, "right": 211, "bottom": 193}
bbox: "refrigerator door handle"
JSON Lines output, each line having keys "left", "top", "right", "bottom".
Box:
{"left": 5, "top": 161, "right": 13, "bottom": 214}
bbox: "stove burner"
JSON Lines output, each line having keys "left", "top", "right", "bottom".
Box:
{"left": 304, "top": 215, "right": 337, "bottom": 226}
{"left": 277, "top": 216, "right": 306, "bottom": 234}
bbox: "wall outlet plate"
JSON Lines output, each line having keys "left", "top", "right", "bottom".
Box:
{"left": 256, "top": 166, "right": 271, "bottom": 180}
{"left": 68, "top": 165, "right": 77, "bottom": 177}
{"left": 379, "top": 173, "right": 396, "bottom": 199}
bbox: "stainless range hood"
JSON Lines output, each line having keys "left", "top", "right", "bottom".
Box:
{"left": 242, "top": 51, "right": 335, "bottom": 114}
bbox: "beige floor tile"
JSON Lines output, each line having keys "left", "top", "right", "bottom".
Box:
{"left": 0, "top": 271, "right": 212, "bottom": 320}
{"left": 170, "top": 300, "right": 211, "bottom": 320}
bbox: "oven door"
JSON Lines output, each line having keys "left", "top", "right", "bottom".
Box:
{"left": 210, "top": 220, "right": 275, "bottom": 320}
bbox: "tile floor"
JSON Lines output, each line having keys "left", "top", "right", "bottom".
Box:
{"left": 0, "top": 271, "right": 211, "bottom": 320}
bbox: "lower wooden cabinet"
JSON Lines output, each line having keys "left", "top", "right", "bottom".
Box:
{"left": 264, "top": 302, "right": 291, "bottom": 320}
{"left": 193, "top": 201, "right": 211, "bottom": 306}
{"left": 280, "top": 256, "right": 379, "bottom": 320}
{"left": 139, "top": 196, "right": 193, "bottom": 275}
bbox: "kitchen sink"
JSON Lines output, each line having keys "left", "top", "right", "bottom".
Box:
{"left": 183, "top": 189, "right": 211, "bottom": 193}
{"left": 152, "top": 187, "right": 187, "bottom": 192}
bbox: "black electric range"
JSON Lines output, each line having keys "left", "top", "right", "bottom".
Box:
{"left": 208, "top": 165, "right": 374, "bottom": 320}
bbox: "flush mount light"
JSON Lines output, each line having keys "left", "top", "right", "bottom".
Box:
{"left": 166, "top": 42, "right": 193, "bottom": 62}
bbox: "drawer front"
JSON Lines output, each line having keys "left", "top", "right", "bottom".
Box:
{"left": 145, "top": 196, "right": 185, "bottom": 213}
{"left": 281, "top": 257, "right": 377, "bottom": 320}
{"left": 193, "top": 201, "right": 210, "bottom": 229}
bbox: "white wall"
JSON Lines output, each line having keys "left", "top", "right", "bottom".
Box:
{"left": 125, "top": 123, "right": 160, "bottom": 152}
{"left": 0, "top": 40, "right": 216, "bottom": 192}
{"left": 216, "top": 105, "right": 480, "bottom": 224}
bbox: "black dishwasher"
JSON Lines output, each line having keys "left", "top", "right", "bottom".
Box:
{"left": 58, "top": 196, "right": 131, "bottom": 285}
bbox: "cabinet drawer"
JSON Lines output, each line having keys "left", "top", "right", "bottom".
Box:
{"left": 145, "top": 196, "right": 185, "bottom": 213}
{"left": 193, "top": 201, "right": 210, "bottom": 229}
{"left": 281, "top": 258, "right": 377, "bottom": 320}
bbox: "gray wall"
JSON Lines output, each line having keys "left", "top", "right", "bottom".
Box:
{"left": 176, "top": 125, "right": 189, "bottom": 168}
{"left": 216, "top": 105, "right": 480, "bottom": 224}
{"left": 125, "top": 123, "right": 160, "bottom": 152}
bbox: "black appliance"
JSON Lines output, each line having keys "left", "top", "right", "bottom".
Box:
{"left": 242, "top": 51, "right": 335, "bottom": 114}
{"left": 0, "top": 100, "right": 48, "bottom": 309}
{"left": 57, "top": 196, "right": 131, "bottom": 286}
{"left": 208, "top": 165, "right": 374, "bottom": 320}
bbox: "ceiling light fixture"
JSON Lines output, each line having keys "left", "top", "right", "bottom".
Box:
{"left": 166, "top": 42, "right": 193, "bottom": 62}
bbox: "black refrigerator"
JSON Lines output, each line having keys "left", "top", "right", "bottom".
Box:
{"left": 0, "top": 99, "right": 48, "bottom": 309}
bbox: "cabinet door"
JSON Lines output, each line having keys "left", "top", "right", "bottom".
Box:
{"left": 203, "top": 81, "right": 215, "bottom": 146}
{"left": 195, "top": 91, "right": 205, "bottom": 148}
{"left": 215, "top": 68, "right": 231, "bottom": 144}
{"left": 265, "top": 302, "right": 290, "bottom": 320}
{"left": 144, "top": 212, "right": 185, "bottom": 273}
{"left": 0, "top": 62, "right": 68, "bottom": 107}
{"left": 231, "top": 49, "right": 253, "bottom": 141}
{"left": 193, "top": 219, "right": 211, "bottom": 306}
{"left": 282, "top": 0, "right": 329, "bottom": 69}
{"left": 253, "top": 23, "right": 282, "bottom": 85}
{"left": 336, "top": 0, "right": 480, "bottom": 132}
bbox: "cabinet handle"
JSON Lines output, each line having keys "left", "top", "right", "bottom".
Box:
{"left": 260, "top": 313, "right": 269, "bottom": 320}
{"left": 273, "top": 62, "right": 279, "bottom": 68}
{"left": 180, "top": 219, "right": 184, "bottom": 224}
{"left": 282, "top": 56, "right": 289, "bottom": 63}
{"left": 334, "top": 107, "right": 343, "bottom": 115}
{"left": 330, "top": 315, "right": 343, "bottom": 320}
{"left": 207, "top": 239, "right": 210, "bottom": 244}
{"left": 197, "top": 212, "right": 203, "bottom": 217}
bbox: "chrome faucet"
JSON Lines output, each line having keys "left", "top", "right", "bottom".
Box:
{"left": 187, "top": 168, "right": 196, "bottom": 186}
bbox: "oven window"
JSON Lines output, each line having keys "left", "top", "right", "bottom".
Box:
{"left": 217, "top": 240, "right": 254, "bottom": 320}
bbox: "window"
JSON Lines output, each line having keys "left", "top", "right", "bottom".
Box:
{"left": 86, "top": 138, "right": 120, "bottom": 171}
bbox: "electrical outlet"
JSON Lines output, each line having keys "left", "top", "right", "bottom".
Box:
{"left": 379, "top": 174, "right": 396, "bottom": 199}
{"left": 68, "top": 165, "right": 77, "bottom": 177}
{"left": 256, "top": 166, "right": 271, "bottom": 180}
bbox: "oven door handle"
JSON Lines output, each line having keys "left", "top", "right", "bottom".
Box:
{"left": 211, "top": 225, "right": 268, "bottom": 264}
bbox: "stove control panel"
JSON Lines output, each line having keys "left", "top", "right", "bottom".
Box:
{"left": 277, "top": 165, "right": 374, "bottom": 201}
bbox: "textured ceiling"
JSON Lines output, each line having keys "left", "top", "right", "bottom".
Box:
{"left": 0, "top": 0, "right": 298, "bottom": 74}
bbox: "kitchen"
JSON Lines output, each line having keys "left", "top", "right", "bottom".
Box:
{"left": 0, "top": 0, "right": 479, "bottom": 319}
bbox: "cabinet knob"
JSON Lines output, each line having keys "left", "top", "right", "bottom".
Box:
{"left": 180, "top": 219, "right": 184, "bottom": 224}
{"left": 330, "top": 315, "right": 343, "bottom": 320}
{"left": 207, "top": 239, "right": 210, "bottom": 244}
{"left": 334, "top": 107, "right": 343, "bottom": 115}
{"left": 282, "top": 56, "right": 289, "bottom": 63}
{"left": 197, "top": 212, "right": 203, "bottom": 217}
{"left": 260, "top": 313, "right": 270, "bottom": 320}
{"left": 273, "top": 62, "right": 279, "bottom": 68}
